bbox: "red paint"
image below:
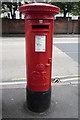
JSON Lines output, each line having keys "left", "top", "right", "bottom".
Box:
{"left": 19, "top": 3, "right": 60, "bottom": 92}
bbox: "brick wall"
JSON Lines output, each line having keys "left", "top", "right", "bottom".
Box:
{"left": 2, "top": 18, "right": 79, "bottom": 36}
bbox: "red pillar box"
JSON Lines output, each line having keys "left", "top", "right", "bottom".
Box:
{"left": 19, "top": 3, "right": 60, "bottom": 112}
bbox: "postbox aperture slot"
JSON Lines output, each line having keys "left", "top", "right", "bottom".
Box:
{"left": 32, "top": 25, "right": 49, "bottom": 29}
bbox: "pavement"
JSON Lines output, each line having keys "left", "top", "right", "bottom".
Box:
{"left": 2, "top": 85, "right": 78, "bottom": 119}
{"left": 0, "top": 36, "right": 80, "bottom": 119}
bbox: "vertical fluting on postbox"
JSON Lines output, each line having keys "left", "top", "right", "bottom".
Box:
{"left": 19, "top": 3, "right": 60, "bottom": 112}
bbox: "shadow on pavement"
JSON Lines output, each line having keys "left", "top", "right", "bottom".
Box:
{"left": 54, "top": 43, "right": 79, "bottom": 64}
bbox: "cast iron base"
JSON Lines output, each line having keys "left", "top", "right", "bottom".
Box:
{"left": 27, "top": 88, "right": 51, "bottom": 113}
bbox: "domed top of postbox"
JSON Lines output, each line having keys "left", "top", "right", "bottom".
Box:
{"left": 19, "top": 3, "right": 60, "bottom": 13}
{"left": 19, "top": 3, "right": 60, "bottom": 19}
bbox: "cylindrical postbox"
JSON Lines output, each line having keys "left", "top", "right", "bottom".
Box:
{"left": 19, "top": 3, "right": 60, "bottom": 112}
